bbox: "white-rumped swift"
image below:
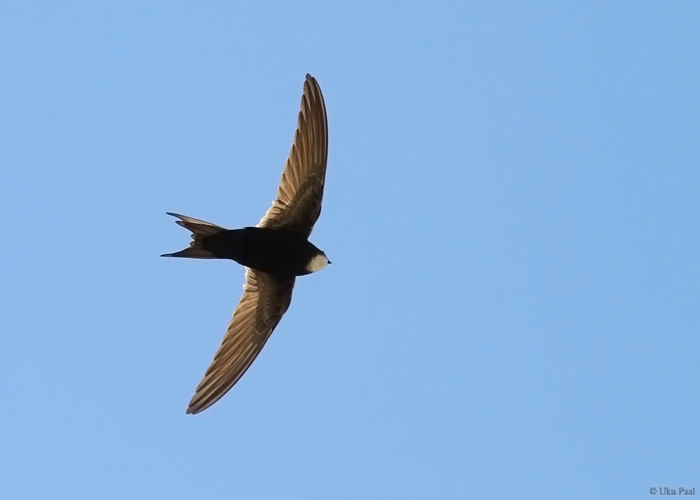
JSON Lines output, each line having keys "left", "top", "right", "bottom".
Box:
{"left": 163, "top": 74, "right": 329, "bottom": 414}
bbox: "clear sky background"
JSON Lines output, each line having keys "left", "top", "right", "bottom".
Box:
{"left": 1, "top": 1, "right": 698, "bottom": 498}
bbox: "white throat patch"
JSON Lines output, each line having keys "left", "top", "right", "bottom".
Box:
{"left": 306, "top": 253, "right": 329, "bottom": 273}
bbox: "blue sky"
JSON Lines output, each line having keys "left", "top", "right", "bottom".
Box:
{"left": 1, "top": 1, "right": 698, "bottom": 498}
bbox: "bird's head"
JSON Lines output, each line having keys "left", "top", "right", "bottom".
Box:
{"left": 306, "top": 251, "right": 330, "bottom": 273}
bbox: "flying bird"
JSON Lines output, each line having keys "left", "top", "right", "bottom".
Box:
{"left": 163, "top": 74, "right": 329, "bottom": 414}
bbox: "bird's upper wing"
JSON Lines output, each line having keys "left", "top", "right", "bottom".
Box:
{"left": 187, "top": 269, "right": 295, "bottom": 414}
{"left": 258, "top": 74, "right": 328, "bottom": 237}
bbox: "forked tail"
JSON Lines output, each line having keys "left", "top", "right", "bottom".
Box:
{"left": 161, "top": 213, "right": 226, "bottom": 259}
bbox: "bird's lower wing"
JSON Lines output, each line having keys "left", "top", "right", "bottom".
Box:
{"left": 187, "top": 269, "right": 295, "bottom": 414}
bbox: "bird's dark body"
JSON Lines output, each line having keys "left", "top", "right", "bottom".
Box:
{"left": 202, "top": 227, "right": 320, "bottom": 277}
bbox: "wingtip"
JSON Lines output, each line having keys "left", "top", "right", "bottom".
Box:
{"left": 187, "top": 399, "right": 207, "bottom": 415}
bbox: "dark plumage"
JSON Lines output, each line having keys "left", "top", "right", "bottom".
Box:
{"left": 162, "top": 74, "right": 329, "bottom": 414}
